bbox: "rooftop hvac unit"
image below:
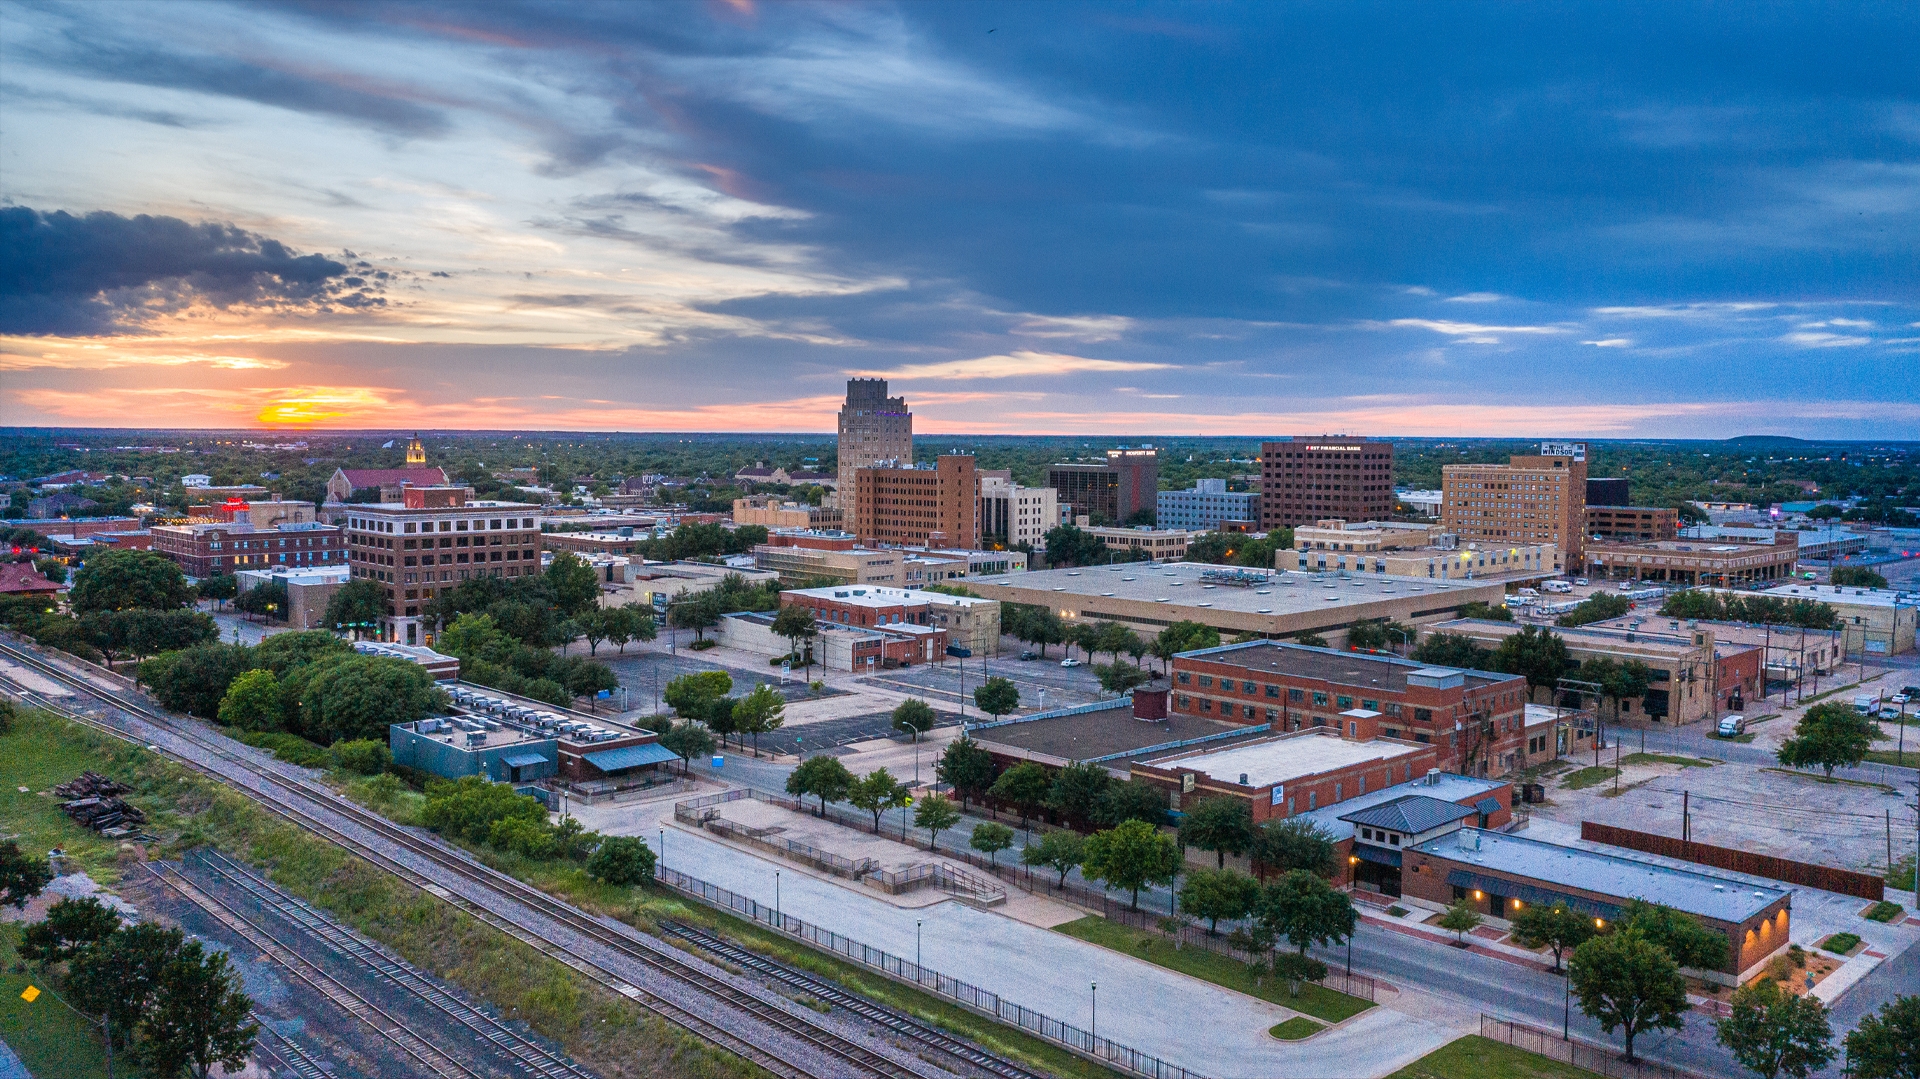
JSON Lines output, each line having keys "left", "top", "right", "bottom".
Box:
{"left": 465, "top": 731, "right": 486, "bottom": 745}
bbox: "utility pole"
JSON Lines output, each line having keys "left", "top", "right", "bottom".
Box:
{"left": 1683, "top": 790, "right": 1690, "bottom": 844}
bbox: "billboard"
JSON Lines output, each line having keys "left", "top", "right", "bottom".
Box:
{"left": 1540, "top": 441, "right": 1587, "bottom": 462}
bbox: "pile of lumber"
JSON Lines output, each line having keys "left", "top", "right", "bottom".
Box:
{"left": 56, "top": 772, "right": 146, "bottom": 837}
{"left": 52, "top": 771, "right": 132, "bottom": 799}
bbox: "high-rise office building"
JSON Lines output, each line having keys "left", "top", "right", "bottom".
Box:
{"left": 978, "top": 471, "right": 1060, "bottom": 550}
{"left": 1047, "top": 445, "right": 1159, "bottom": 524}
{"left": 1259, "top": 436, "right": 1396, "bottom": 530}
{"left": 1441, "top": 442, "right": 1589, "bottom": 571}
{"left": 836, "top": 379, "right": 913, "bottom": 503}
{"left": 853, "top": 454, "right": 979, "bottom": 550}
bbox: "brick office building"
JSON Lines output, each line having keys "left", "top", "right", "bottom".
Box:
{"left": 852, "top": 454, "right": 978, "bottom": 549}
{"left": 780, "top": 583, "right": 1000, "bottom": 655}
{"left": 1259, "top": 437, "right": 1396, "bottom": 530}
{"left": 149, "top": 519, "right": 343, "bottom": 578}
{"left": 1442, "top": 442, "right": 1588, "bottom": 570}
{"left": 341, "top": 486, "right": 543, "bottom": 645}
{"left": 1169, "top": 641, "right": 1532, "bottom": 777}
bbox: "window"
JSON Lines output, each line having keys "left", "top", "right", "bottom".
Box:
{"left": 1289, "top": 688, "right": 1304, "bottom": 702}
{"left": 1308, "top": 792, "right": 1316, "bottom": 810}
{"left": 1312, "top": 691, "right": 1328, "bottom": 706}
{"left": 1242, "top": 680, "right": 1257, "bottom": 693}
{"left": 1265, "top": 684, "right": 1280, "bottom": 698}
{"left": 1362, "top": 699, "right": 1379, "bottom": 711}
{"left": 1389, "top": 834, "right": 1400, "bottom": 846}
{"left": 1385, "top": 703, "right": 1402, "bottom": 717}
{"left": 1414, "top": 708, "right": 1433, "bottom": 723}
{"left": 1336, "top": 695, "right": 1354, "bottom": 710}
{"left": 1361, "top": 827, "right": 1373, "bottom": 841}
{"left": 1201, "top": 699, "right": 1213, "bottom": 712}
{"left": 1177, "top": 696, "right": 1191, "bottom": 708}
{"left": 1243, "top": 705, "right": 1256, "bottom": 719}
{"left": 1198, "top": 676, "right": 1213, "bottom": 688}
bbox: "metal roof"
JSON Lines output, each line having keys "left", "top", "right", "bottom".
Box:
{"left": 583, "top": 743, "right": 679, "bottom": 772}
{"left": 500, "top": 752, "right": 550, "bottom": 768}
{"left": 1338, "top": 795, "right": 1474, "bottom": 834}
{"left": 1295, "top": 772, "right": 1508, "bottom": 842}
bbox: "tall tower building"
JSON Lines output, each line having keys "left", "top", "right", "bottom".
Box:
{"left": 1259, "top": 436, "right": 1396, "bottom": 530}
{"left": 1441, "top": 442, "right": 1588, "bottom": 571}
{"left": 837, "top": 379, "right": 912, "bottom": 504}
{"left": 405, "top": 433, "right": 426, "bottom": 466}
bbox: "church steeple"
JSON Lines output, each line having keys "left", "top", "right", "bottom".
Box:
{"left": 405, "top": 433, "right": 426, "bottom": 466}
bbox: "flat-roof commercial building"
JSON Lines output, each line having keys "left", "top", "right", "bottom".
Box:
{"left": 189, "top": 497, "right": 317, "bottom": 529}
{"left": 541, "top": 530, "right": 649, "bottom": 557}
{"left": 1426, "top": 618, "right": 1761, "bottom": 724}
{"left": 1158, "top": 479, "right": 1261, "bottom": 532}
{"left": 235, "top": 565, "right": 350, "bottom": 630}
{"left": 1585, "top": 613, "right": 1843, "bottom": 696}
{"left": 1586, "top": 533, "right": 1799, "bottom": 588}
{"left": 968, "top": 695, "right": 1273, "bottom": 779}
{"left": 1260, "top": 437, "right": 1396, "bottom": 530}
{"left": 754, "top": 531, "right": 903, "bottom": 585}
{"left": 1707, "top": 583, "right": 1918, "bottom": 657}
{"left": 977, "top": 472, "right": 1058, "bottom": 551}
{"left": 1135, "top": 728, "right": 1442, "bottom": 822}
{"left": 1586, "top": 506, "right": 1679, "bottom": 543}
{"left": 1395, "top": 490, "right": 1443, "bottom": 519}
{"left": 1085, "top": 524, "right": 1210, "bottom": 560}
{"left": 1289, "top": 521, "right": 1553, "bottom": 582}
{"left": 732, "top": 495, "right": 843, "bottom": 531}
{"left": 966, "top": 562, "right": 1509, "bottom": 651}
{"left": 1291, "top": 771, "right": 1510, "bottom": 897}
{"left": 853, "top": 454, "right": 979, "bottom": 550}
{"left": 396, "top": 684, "right": 674, "bottom": 793}
{"left": 781, "top": 583, "right": 1001, "bottom": 656}
{"left": 1292, "top": 519, "right": 1443, "bottom": 553}
{"left": 150, "top": 519, "right": 344, "bottom": 578}
{"left": 1586, "top": 477, "right": 1631, "bottom": 507}
{"left": 341, "top": 486, "right": 543, "bottom": 645}
{"left": 716, "top": 609, "right": 947, "bottom": 671}
{"left": 1167, "top": 641, "right": 1532, "bottom": 777}
{"left": 1682, "top": 525, "right": 1868, "bottom": 564}
{"left": 1442, "top": 443, "right": 1588, "bottom": 570}
{"left": 605, "top": 560, "right": 782, "bottom": 613}
{"left": 1402, "top": 828, "right": 1791, "bottom": 984}
{"left": 1048, "top": 447, "right": 1160, "bottom": 526}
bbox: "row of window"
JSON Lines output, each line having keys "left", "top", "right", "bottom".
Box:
{"left": 348, "top": 516, "right": 537, "bottom": 534}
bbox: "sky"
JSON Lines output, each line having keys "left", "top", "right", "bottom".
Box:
{"left": 2, "top": 0, "right": 1917, "bottom": 439}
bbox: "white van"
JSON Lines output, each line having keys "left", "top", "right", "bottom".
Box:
{"left": 1716, "top": 715, "right": 1746, "bottom": 737}
{"left": 1516, "top": 588, "right": 1540, "bottom": 598}
{"left": 1541, "top": 580, "right": 1573, "bottom": 594}
{"left": 1853, "top": 694, "right": 1881, "bottom": 714}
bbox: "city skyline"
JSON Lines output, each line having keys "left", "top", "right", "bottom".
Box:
{"left": 3, "top": 2, "right": 1917, "bottom": 437}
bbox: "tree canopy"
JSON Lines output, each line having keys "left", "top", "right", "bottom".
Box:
{"left": 1179, "top": 796, "right": 1256, "bottom": 869}
{"left": 787, "top": 754, "right": 855, "bottom": 815}
{"left": 69, "top": 549, "right": 193, "bottom": 613}
{"left": 1778, "top": 703, "right": 1883, "bottom": 778}
{"left": 1717, "top": 978, "right": 1835, "bottom": 1079}
{"left": 1569, "top": 929, "right": 1690, "bottom": 1062}
{"left": 1083, "top": 818, "right": 1181, "bottom": 909}
{"left": 973, "top": 675, "right": 1020, "bottom": 718}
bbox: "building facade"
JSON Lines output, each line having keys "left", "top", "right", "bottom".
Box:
{"left": 1085, "top": 524, "right": 1209, "bottom": 560}
{"left": 236, "top": 565, "right": 350, "bottom": 630}
{"left": 1441, "top": 443, "right": 1589, "bottom": 570}
{"left": 1047, "top": 446, "right": 1160, "bottom": 525}
{"left": 1586, "top": 477, "right": 1631, "bottom": 507}
{"left": 852, "top": 454, "right": 978, "bottom": 549}
{"left": 732, "top": 495, "right": 843, "bottom": 530}
{"left": 836, "top": 378, "right": 913, "bottom": 502}
{"left": 1158, "top": 479, "right": 1261, "bottom": 532}
{"left": 977, "top": 471, "right": 1059, "bottom": 550}
{"left": 1586, "top": 533, "right": 1799, "bottom": 587}
{"left": 1586, "top": 505, "right": 1679, "bottom": 542}
{"left": 1706, "top": 583, "right": 1918, "bottom": 657}
{"left": 1259, "top": 436, "right": 1396, "bottom": 530}
{"left": 149, "top": 520, "right": 344, "bottom": 578}
{"left": 342, "top": 486, "right": 542, "bottom": 644}
{"left": 780, "top": 583, "right": 1000, "bottom": 656}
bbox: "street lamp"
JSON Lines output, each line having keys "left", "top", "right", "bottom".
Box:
{"left": 774, "top": 870, "right": 781, "bottom": 927}
{"left": 1090, "top": 982, "right": 1097, "bottom": 1041}
{"left": 658, "top": 828, "right": 665, "bottom": 872}
{"left": 916, "top": 919, "right": 923, "bottom": 972}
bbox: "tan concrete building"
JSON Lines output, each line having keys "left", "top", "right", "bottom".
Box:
{"left": 1290, "top": 520, "right": 1551, "bottom": 581}
{"left": 1586, "top": 533, "right": 1798, "bottom": 587}
{"left": 541, "top": 530, "right": 648, "bottom": 557}
{"left": 1292, "top": 519, "right": 1443, "bottom": 553}
{"left": 1586, "top": 505, "right": 1679, "bottom": 542}
{"left": 1086, "top": 524, "right": 1209, "bottom": 560}
{"left": 600, "top": 560, "right": 782, "bottom": 613}
{"left": 977, "top": 471, "right": 1058, "bottom": 550}
{"left": 853, "top": 454, "right": 978, "bottom": 550}
{"left": 1586, "top": 613, "right": 1843, "bottom": 695}
{"left": 1260, "top": 436, "right": 1396, "bottom": 529}
{"left": 837, "top": 378, "right": 912, "bottom": 504}
{"left": 967, "top": 562, "right": 1508, "bottom": 648}
{"left": 1442, "top": 442, "right": 1588, "bottom": 570}
{"left": 753, "top": 533, "right": 908, "bottom": 586}
{"left": 732, "top": 495, "right": 843, "bottom": 530}
{"left": 1705, "top": 583, "right": 1918, "bottom": 657}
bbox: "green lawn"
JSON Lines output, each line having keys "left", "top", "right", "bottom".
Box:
{"left": 1269, "top": 1017, "right": 1323, "bottom": 1040}
{"left": 1561, "top": 766, "right": 1618, "bottom": 790}
{"left": 1863, "top": 749, "right": 1919, "bottom": 769}
{"left": 1388, "top": 1035, "right": 1607, "bottom": 1079}
{"left": 1052, "top": 916, "right": 1373, "bottom": 1023}
{"left": 1709, "top": 732, "right": 1757, "bottom": 744}
{"left": 1619, "top": 752, "right": 1716, "bottom": 768}
{"left": 0, "top": 927, "right": 112, "bottom": 1079}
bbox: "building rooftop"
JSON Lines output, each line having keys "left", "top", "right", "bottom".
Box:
{"left": 1295, "top": 772, "right": 1506, "bottom": 842}
{"left": 1144, "top": 730, "right": 1423, "bottom": 789}
{"left": 1180, "top": 639, "right": 1522, "bottom": 694}
{"left": 968, "top": 563, "right": 1496, "bottom": 617}
{"left": 970, "top": 700, "right": 1268, "bottom": 768}
{"left": 1412, "top": 828, "right": 1788, "bottom": 923}
{"left": 1583, "top": 614, "right": 1842, "bottom": 647}
{"left": 1720, "top": 583, "right": 1916, "bottom": 608}
{"left": 1339, "top": 794, "right": 1476, "bottom": 835}
{"left": 236, "top": 565, "right": 351, "bottom": 585}
{"left": 783, "top": 584, "right": 996, "bottom": 609}
{"left": 1431, "top": 617, "right": 1728, "bottom": 657}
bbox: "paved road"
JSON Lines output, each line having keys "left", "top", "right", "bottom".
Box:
{"left": 598, "top": 648, "right": 849, "bottom": 714}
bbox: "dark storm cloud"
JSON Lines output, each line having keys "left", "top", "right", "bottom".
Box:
{"left": 0, "top": 207, "right": 376, "bottom": 335}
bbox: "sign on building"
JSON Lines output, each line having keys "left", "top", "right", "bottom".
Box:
{"left": 1539, "top": 441, "right": 1588, "bottom": 462}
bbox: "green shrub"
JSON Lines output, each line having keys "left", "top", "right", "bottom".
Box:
{"left": 1821, "top": 933, "right": 1861, "bottom": 955}
{"left": 1864, "top": 901, "right": 1904, "bottom": 923}
{"left": 421, "top": 775, "right": 546, "bottom": 843}
{"left": 235, "top": 730, "right": 331, "bottom": 768}
{"left": 689, "top": 639, "right": 716, "bottom": 652}
{"left": 330, "top": 738, "right": 393, "bottom": 776}
{"left": 586, "top": 835, "right": 655, "bottom": 885}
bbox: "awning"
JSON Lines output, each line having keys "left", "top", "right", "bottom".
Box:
{"left": 1354, "top": 845, "right": 1402, "bottom": 867}
{"left": 583, "top": 743, "right": 680, "bottom": 773}
{"left": 1474, "top": 797, "right": 1502, "bottom": 815}
{"left": 1445, "top": 869, "right": 1620, "bottom": 919}
{"left": 501, "top": 752, "right": 550, "bottom": 768}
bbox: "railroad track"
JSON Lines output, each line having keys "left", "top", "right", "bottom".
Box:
{"left": 252, "top": 1023, "right": 334, "bottom": 1079}
{"left": 659, "top": 920, "right": 1047, "bottom": 1079}
{"left": 0, "top": 637, "right": 958, "bottom": 1079}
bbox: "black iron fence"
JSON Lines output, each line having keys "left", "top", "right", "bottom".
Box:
{"left": 1479, "top": 1014, "right": 1710, "bottom": 1079}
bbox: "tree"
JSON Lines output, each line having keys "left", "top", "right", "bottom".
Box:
{"left": 1411, "top": 633, "right": 1496, "bottom": 670}
{"left": 1620, "top": 899, "right": 1730, "bottom": 971}
{"left": 668, "top": 591, "right": 722, "bottom": 642}
{"left": 1180, "top": 867, "right": 1261, "bottom": 934}
{"left": 1095, "top": 661, "right": 1151, "bottom": 695}
{"left": 196, "top": 573, "right": 237, "bottom": 610}
{"left": 1457, "top": 600, "right": 1514, "bottom": 622}
{"left": 660, "top": 721, "right": 716, "bottom": 774}
{"left": 606, "top": 604, "right": 656, "bottom": 653}
{"left": 545, "top": 550, "right": 603, "bottom": 617}
{"left": 891, "top": 697, "right": 937, "bottom": 742}
{"left": 988, "top": 761, "right": 1052, "bottom": 831}
{"left": 1346, "top": 619, "right": 1414, "bottom": 653}
{"left": 936, "top": 737, "right": 998, "bottom": 811}
{"left": 586, "top": 835, "right": 656, "bottom": 885}
{"left": 1509, "top": 902, "right": 1596, "bottom": 973}
{"left": 330, "top": 738, "right": 391, "bottom": 775}
{"left": 1179, "top": 796, "right": 1256, "bottom": 869}
{"left": 1092, "top": 779, "right": 1171, "bottom": 828}
{"left": 20, "top": 896, "right": 121, "bottom": 967}
{"left": 216, "top": 668, "right": 284, "bottom": 731}
{"left": 1778, "top": 702, "right": 1882, "bottom": 779}
{"left": 914, "top": 793, "right": 962, "bottom": 850}
{"left": 1843, "top": 995, "right": 1919, "bottom": 1079}
{"left": 1569, "top": 929, "right": 1690, "bottom": 1063}
{"left": 1, "top": 840, "right": 53, "bottom": 910}
{"left": 67, "top": 921, "right": 184, "bottom": 1054}
{"left": 973, "top": 676, "right": 1020, "bottom": 719}
{"left": 68, "top": 549, "right": 192, "bottom": 613}
{"left": 731, "top": 683, "right": 787, "bottom": 755}
{"left": 321, "top": 578, "right": 386, "bottom": 637}
{"left": 1154, "top": 621, "right": 1221, "bottom": 672}
{"left": 139, "top": 643, "right": 256, "bottom": 717}
{"left": 1021, "top": 829, "right": 1088, "bottom": 888}
{"left": 970, "top": 822, "right": 1015, "bottom": 866}
{"left": 289, "top": 654, "right": 445, "bottom": 744}
{"left": 1437, "top": 898, "right": 1483, "bottom": 944}
{"left": 1252, "top": 818, "right": 1336, "bottom": 880}
{"left": 771, "top": 604, "right": 819, "bottom": 668}
{"left": 1559, "top": 592, "right": 1634, "bottom": 628}
{"left": 133, "top": 942, "right": 259, "bottom": 1079}
{"left": 575, "top": 608, "right": 612, "bottom": 655}
{"left": 234, "top": 580, "right": 289, "bottom": 622}
{"left": 1046, "top": 761, "right": 1114, "bottom": 826}
{"left": 848, "top": 768, "right": 910, "bottom": 832}
{"left": 787, "top": 754, "right": 856, "bottom": 816}
{"left": 1716, "top": 978, "right": 1836, "bottom": 1079}
{"left": 1041, "top": 524, "right": 1109, "bottom": 567}
{"left": 555, "top": 656, "right": 618, "bottom": 704}
{"left": 1256, "top": 870, "right": 1357, "bottom": 955}
{"left": 1491, "top": 625, "right": 1571, "bottom": 701}
{"left": 1083, "top": 819, "right": 1182, "bottom": 909}
{"left": 1831, "top": 567, "right": 1888, "bottom": 589}
{"left": 421, "top": 776, "right": 547, "bottom": 843}
{"left": 1271, "top": 951, "right": 1330, "bottom": 999}
{"left": 1293, "top": 632, "right": 1328, "bottom": 648}
{"left": 664, "top": 670, "right": 733, "bottom": 719}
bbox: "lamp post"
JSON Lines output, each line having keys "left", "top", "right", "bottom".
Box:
{"left": 659, "top": 828, "right": 665, "bottom": 872}
{"left": 775, "top": 870, "right": 781, "bottom": 927}
{"left": 1090, "top": 982, "right": 1097, "bottom": 1041}
{"left": 1563, "top": 976, "right": 1571, "bottom": 1041}
{"left": 916, "top": 919, "right": 923, "bottom": 972}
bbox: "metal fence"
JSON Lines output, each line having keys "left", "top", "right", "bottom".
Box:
{"left": 1478, "top": 1015, "right": 1709, "bottom": 1079}
{"left": 655, "top": 864, "right": 1203, "bottom": 1079}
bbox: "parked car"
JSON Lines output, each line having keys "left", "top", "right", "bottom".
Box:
{"left": 1541, "top": 580, "right": 1573, "bottom": 594}
{"left": 1019, "top": 650, "right": 1038, "bottom": 661}
{"left": 1573, "top": 578, "right": 1590, "bottom": 586}
{"left": 1716, "top": 715, "right": 1746, "bottom": 737}
{"left": 1060, "top": 657, "right": 1082, "bottom": 668}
